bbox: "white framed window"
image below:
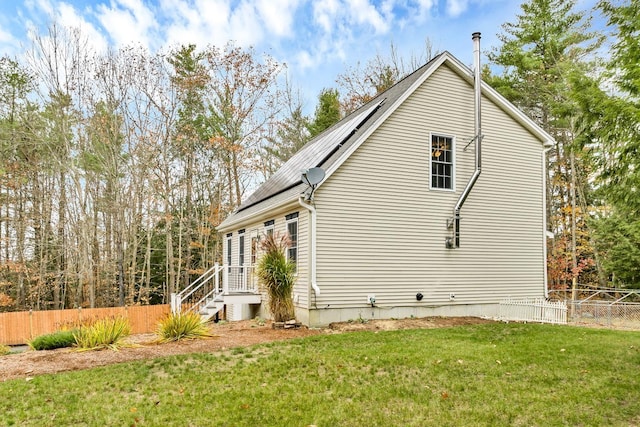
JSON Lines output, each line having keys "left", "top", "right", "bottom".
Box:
{"left": 225, "top": 233, "right": 232, "bottom": 265}
{"left": 238, "top": 230, "right": 246, "bottom": 288}
{"left": 238, "top": 229, "right": 245, "bottom": 267}
{"left": 225, "top": 233, "right": 232, "bottom": 270}
{"left": 285, "top": 212, "right": 298, "bottom": 272}
{"left": 264, "top": 219, "right": 274, "bottom": 237}
{"left": 430, "top": 133, "right": 455, "bottom": 191}
{"left": 250, "top": 230, "right": 259, "bottom": 266}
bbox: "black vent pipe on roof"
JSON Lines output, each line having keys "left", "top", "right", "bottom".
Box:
{"left": 447, "top": 32, "right": 483, "bottom": 249}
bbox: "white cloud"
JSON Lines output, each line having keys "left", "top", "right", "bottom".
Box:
{"left": 160, "top": 0, "right": 275, "bottom": 49}
{"left": 57, "top": 2, "right": 109, "bottom": 52}
{"left": 255, "top": 0, "right": 300, "bottom": 38}
{"left": 312, "top": 0, "right": 340, "bottom": 33}
{"left": 25, "top": 0, "right": 55, "bottom": 17}
{"left": 348, "top": 0, "right": 390, "bottom": 34}
{"left": 228, "top": 1, "right": 263, "bottom": 45}
{"left": 446, "top": 0, "right": 469, "bottom": 17}
{"left": 161, "top": 0, "right": 229, "bottom": 48}
{"left": 95, "top": 0, "right": 158, "bottom": 50}
{"left": 414, "top": 0, "right": 436, "bottom": 19}
{"left": 0, "top": 28, "right": 13, "bottom": 44}
{"left": 295, "top": 50, "right": 314, "bottom": 70}
{"left": 20, "top": 0, "right": 108, "bottom": 54}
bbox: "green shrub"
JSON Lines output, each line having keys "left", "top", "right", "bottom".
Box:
{"left": 73, "top": 317, "right": 131, "bottom": 351}
{"left": 156, "top": 311, "right": 212, "bottom": 342}
{"left": 256, "top": 232, "right": 296, "bottom": 322}
{"left": 0, "top": 344, "right": 10, "bottom": 355}
{"left": 28, "top": 330, "right": 77, "bottom": 351}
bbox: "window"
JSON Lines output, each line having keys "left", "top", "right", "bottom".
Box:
{"left": 250, "top": 232, "right": 258, "bottom": 266}
{"left": 286, "top": 212, "right": 298, "bottom": 271}
{"left": 225, "top": 233, "right": 232, "bottom": 269}
{"left": 430, "top": 134, "right": 454, "bottom": 190}
{"left": 238, "top": 230, "right": 245, "bottom": 267}
{"left": 264, "top": 219, "right": 274, "bottom": 237}
{"left": 238, "top": 230, "right": 245, "bottom": 287}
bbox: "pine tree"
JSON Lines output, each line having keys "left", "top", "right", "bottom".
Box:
{"left": 487, "top": 0, "right": 604, "bottom": 289}
{"left": 307, "top": 88, "right": 341, "bottom": 138}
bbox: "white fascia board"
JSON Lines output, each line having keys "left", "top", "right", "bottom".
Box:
{"left": 216, "top": 196, "right": 300, "bottom": 233}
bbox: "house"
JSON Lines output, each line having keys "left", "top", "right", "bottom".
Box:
{"left": 214, "top": 34, "right": 554, "bottom": 327}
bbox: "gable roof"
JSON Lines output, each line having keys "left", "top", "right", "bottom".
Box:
{"left": 218, "top": 51, "right": 555, "bottom": 231}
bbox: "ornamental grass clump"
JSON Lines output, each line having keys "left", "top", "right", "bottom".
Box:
{"left": 28, "top": 330, "right": 77, "bottom": 351}
{"left": 156, "top": 311, "right": 212, "bottom": 342}
{"left": 73, "top": 316, "right": 131, "bottom": 351}
{"left": 256, "top": 232, "right": 296, "bottom": 322}
{"left": 0, "top": 344, "right": 10, "bottom": 356}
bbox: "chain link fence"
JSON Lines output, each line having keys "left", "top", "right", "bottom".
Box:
{"left": 550, "top": 288, "right": 640, "bottom": 330}
{"left": 567, "top": 301, "right": 640, "bottom": 330}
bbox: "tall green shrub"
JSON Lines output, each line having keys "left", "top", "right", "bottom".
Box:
{"left": 256, "top": 232, "right": 296, "bottom": 322}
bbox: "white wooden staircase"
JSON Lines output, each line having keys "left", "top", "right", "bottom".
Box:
{"left": 170, "top": 264, "right": 261, "bottom": 322}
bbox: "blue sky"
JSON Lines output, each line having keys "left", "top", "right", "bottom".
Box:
{"left": 0, "top": 0, "right": 602, "bottom": 108}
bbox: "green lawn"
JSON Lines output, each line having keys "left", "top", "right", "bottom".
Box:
{"left": 1, "top": 323, "right": 640, "bottom": 426}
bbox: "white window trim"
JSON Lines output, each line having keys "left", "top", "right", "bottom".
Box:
{"left": 286, "top": 215, "right": 298, "bottom": 273}
{"left": 225, "top": 234, "right": 232, "bottom": 269}
{"left": 250, "top": 230, "right": 259, "bottom": 266}
{"left": 238, "top": 230, "right": 245, "bottom": 267}
{"left": 428, "top": 132, "right": 456, "bottom": 192}
{"left": 264, "top": 224, "right": 274, "bottom": 237}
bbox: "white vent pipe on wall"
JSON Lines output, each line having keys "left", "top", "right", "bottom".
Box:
{"left": 447, "top": 32, "right": 483, "bottom": 249}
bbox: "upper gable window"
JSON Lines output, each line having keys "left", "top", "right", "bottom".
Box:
{"left": 430, "top": 134, "right": 455, "bottom": 190}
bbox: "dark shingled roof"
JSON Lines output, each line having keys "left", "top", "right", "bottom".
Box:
{"left": 236, "top": 99, "right": 385, "bottom": 212}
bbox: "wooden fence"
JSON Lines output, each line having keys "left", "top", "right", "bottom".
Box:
{"left": 0, "top": 305, "right": 171, "bottom": 345}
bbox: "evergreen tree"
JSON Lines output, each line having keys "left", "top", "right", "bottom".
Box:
{"left": 307, "top": 88, "right": 341, "bottom": 138}
{"left": 487, "top": 0, "right": 604, "bottom": 289}
{"left": 585, "top": 0, "right": 640, "bottom": 287}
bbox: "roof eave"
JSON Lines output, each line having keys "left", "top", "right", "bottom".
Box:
{"left": 217, "top": 193, "right": 301, "bottom": 233}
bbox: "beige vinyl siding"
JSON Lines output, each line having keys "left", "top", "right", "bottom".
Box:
{"left": 223, "top": 207, "right": 310, "bottom": 309}
{"left": 314, "top": 64, "right": 545, "bottom": 308}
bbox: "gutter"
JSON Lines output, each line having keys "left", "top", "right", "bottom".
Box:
{"left": 298, "top": 196, "right": 320, "bottom": 296}
{"left": 447, "top": 32, "right": 483, "bottom": 249}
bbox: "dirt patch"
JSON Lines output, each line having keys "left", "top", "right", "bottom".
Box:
{"left": 0, "top": 316, "right": 491, "bottom": 382}
{"left": 328, "top": 316, "right": 493, "bottom": 332}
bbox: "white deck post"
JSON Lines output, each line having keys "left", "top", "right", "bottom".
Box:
{"left": 214, "top": 263, "right": 220, "bottom": 293}
{"left": 223, "top": 265, "right": 229, "bottom": 295}
{"left": 171, "top": 293, "right": 181, "bottom": 314}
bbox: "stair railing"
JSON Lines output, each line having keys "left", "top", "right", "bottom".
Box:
{"left": 171, "top": 263, "right": 224, "bottom": 314}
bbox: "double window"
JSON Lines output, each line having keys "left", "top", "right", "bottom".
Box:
{"left": 430, "top": 134, "right": 454, "bottom": 190}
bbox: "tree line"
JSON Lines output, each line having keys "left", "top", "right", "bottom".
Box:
{"left": 0, "top": 0, "right": 638, "bottom": 311}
